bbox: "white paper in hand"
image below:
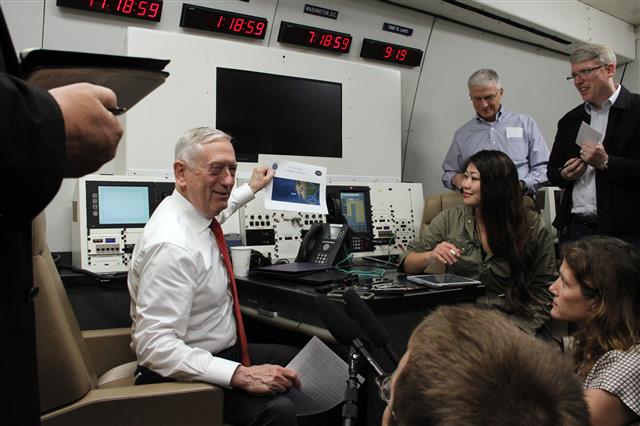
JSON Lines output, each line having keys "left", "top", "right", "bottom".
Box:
{"left": 285, "top": 336, "right": 349, "bottom": 416}
{"left": 575, "top": 121, "right": 602, "bottom": 147}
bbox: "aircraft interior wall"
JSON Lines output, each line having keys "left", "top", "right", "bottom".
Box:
{"left": 0, "top": 0, "right": 636, "bottom": 253}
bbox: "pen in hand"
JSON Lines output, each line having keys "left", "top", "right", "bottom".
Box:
{"left": 108, "top": 107, "right": 127, "bottom": 116}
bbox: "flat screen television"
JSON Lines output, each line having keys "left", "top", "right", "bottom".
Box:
{"left": 216, "top": 67, "right": 342, "bottom": 162}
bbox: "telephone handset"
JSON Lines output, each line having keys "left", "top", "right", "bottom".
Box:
{"left": 296, "top": 223, "right": 351, "bottom": 266}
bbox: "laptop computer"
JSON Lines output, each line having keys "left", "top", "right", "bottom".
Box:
{"left": 252, "top": 262, "right": 334, "bottom": 275}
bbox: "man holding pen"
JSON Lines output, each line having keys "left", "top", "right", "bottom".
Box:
{"left": 547, "top": 43, "right": 640, "bottom": 248}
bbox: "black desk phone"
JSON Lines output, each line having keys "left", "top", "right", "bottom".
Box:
{"left": 295, "top": 223, "right": 350, "bottom": 266}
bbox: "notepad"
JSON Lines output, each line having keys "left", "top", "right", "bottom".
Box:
{"left": 20, "top": 49, "right": 170, "bottom": 112}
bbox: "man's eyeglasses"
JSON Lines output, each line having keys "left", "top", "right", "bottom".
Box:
{"left": 377, "top": 374, "right": 398, "bottom": 421}
{"left": 566, "top": 65, "right": 607, "bottom": 81}
{"left": 469, "top": 91, "right": 501, "bottom": 103}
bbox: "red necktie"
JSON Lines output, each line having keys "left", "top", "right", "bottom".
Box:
{"left": 210, "top": 219, "right": 251, "bottom": 367}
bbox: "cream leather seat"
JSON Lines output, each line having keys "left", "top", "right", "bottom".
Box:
{"left": 32, "top": 213, "right": 224, "bottom": 425}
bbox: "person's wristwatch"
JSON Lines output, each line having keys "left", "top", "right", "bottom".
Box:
{"left": 602, "top": 156, "right": 609, "bottom": 171}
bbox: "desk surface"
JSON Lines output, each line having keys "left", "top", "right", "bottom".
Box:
{"left": 237, "top": 270, "right": 484, "bottom": 343}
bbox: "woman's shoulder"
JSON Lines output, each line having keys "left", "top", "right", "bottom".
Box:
{"left": 587, "top": 344, "right": 640, "bottom": 381}
{"left": 598, "top": 344, "right": 640, "bottom": 366}
{"left": 433, "top": 203, "right": 469, "bottom": 223}
{"left": 585, "top": 345, "right": 640, "bottom": 417}
{"left": 443, "top": 203, "right": 471, "bottom": 218}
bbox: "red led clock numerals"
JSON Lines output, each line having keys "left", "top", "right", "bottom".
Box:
{"left": 308, "top": 30, "right": 350, "bottom": 52}
{"left": 215, "top": 15, "right": 266, "bottom": 37}
{"left": 383, "top": 46, "right": 407, "bottom": 62}
{"left": 87, "top": 0, "right": 160, "bottom": 19}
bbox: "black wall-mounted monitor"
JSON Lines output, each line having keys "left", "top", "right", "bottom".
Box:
{"left": 216, "top": 68, "right": 342, "bottom": 162}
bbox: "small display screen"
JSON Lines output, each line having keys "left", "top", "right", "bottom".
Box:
{"left": 180, "top": 4, "right": 268, "bottom": 39}
{"left": 57, "top": 0, "right": 163, "bottom": 22}
{"left": 98, "top": 186, "right": 150, "bottom": 225}
{"left": 340, "top": 192, "right": 369, "bottom": 233}
{"left": 326, "top": 224, "right": 343, "bottom": 240}
{"left": 278, "top": 21, "right": 351, "bottom": 53}
{"left": 360, "top": 38, "right": 423, "bottom": 67}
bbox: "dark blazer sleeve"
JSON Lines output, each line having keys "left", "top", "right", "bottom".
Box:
{"left": 601, "top": 90, "right": 640, "bottom": 183}
{"left": 1, "top": 24, "right": 65, "bottom": 221}
{"left": 547, "top": 107, "right": 585, "bottom": 188}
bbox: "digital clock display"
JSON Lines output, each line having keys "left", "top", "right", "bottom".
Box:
{"left": 180, "top": 4, "right": 267, "bottom": 39}
{"left": 360, "top": 38, "right": 423, "bottom": 66}
{"left": 278, "top": 21, "right": 351, "bottom": 54}
{"left": 57, "top": 0, "right": 163, "bottom": 22}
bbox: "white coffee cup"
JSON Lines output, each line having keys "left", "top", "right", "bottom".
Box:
{"left": 230, "top": 247, "right": 252, "bottom": 277}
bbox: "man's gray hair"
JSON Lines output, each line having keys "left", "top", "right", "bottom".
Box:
{"left": 570, "top": 43, "right": 617, "bottom": 66}
{"left": 174, "top": 127, "right": 232, "bottom": 166}
{"left": 468, "top": 68, "right": 502, "bottom": 89}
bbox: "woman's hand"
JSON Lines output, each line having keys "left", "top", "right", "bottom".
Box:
{"left": 431, "top": 242, "right": 461, "bottom": 265}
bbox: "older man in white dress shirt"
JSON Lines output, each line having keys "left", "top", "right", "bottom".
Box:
{"left": 128, "top": 127, "right": 300, "bottom": 426}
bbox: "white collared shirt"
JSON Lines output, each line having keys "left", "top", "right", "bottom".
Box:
{"left": 128, "top": 184, "right": 254, "bottom": 387}
{"left": 571, "top": 85, "right": 621, "bottom": 217}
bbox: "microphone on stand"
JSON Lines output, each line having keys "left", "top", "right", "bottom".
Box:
{"left": 314, "top": 295, "right": 387, "bottom": 426}
{"left": 343, "top": 289, "right": 400, "bottom": 366}
{"left": 314, "top": 295, "right": 385, "bottom": 377}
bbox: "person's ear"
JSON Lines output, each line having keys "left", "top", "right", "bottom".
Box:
{"left": 174, "top": 161, "right": 187, "bottom": 187}
{"left": 587, "top": 299, "right": 600, "bottom": 313}
{"left": 606, "top": 63, "right": 616, "bottom": 77}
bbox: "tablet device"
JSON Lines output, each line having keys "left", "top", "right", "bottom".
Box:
{"left": 406, "top": 274, "right": 480, "bottom": 289}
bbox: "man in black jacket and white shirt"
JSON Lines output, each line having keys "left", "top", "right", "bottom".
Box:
{"left": 548, "top": 43, "right": 640, "bottom": 248}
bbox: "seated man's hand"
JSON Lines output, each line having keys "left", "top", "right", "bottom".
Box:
{"left": 249, "top": 166, "right": 275, "bottom": 193}
{"left": 230, "top": 364, "right": 301, "bottom": 396}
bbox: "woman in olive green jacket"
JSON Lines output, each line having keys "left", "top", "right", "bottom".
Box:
{"left": 401, "top": 150, "right": 556, "bottom": 336}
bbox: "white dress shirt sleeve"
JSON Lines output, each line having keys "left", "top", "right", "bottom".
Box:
{"left": 217, "top": 183, "right": 255, "bottom": 224}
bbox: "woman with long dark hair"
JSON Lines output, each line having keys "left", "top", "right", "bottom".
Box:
{"left": 549, "top": 236, "right": 640, "bottom": 426}
{"left": 402, "top": 150, "right": 556, "bottom": 335}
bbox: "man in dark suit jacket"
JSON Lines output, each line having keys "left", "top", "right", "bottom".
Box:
{"left": 547, "top": 43, "right": 640, "bottom": 248}
{"left": 0, "top": 6, "right": 123, "bottom": 424}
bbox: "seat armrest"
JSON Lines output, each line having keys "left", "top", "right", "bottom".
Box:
{"left": 82, "top": 328, "right": 135, "bottom": 377}
{"left": 41, "top": 382, "right": 224, "bottom": 426}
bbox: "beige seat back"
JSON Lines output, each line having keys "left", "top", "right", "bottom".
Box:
{"left": 32, "top": 213, "right": 99, "bottom": 413}
{"left": 421, "top": 192, "right": 536, "bottom": 233}
{"left": 421, "top": 192, "right": 464, "bottom": 233}
{"left": 32, "top": 213, "right": 224, "bottom": 425}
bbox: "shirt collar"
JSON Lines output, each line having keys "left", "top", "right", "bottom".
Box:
{"left": 476, "top": 105, "right": 504, "bottom": 124}
{"left": 584, "top": 84, "right": 621, "bottom": 114}
{"left": 171, "top": 189, "right": 213, "bottom": 234}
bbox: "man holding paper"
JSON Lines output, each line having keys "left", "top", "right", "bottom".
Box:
{"left": 548, "top": 43, "right": 640, "bottom": 247}
{"left": 442, "top": 68, "right": 549, "bottom": 195}
{"left": 128, "top": 127, "right": 302, "bottom": 426}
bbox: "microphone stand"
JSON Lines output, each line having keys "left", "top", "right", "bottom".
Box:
{"left": 342, "top": 340, "right": 385, "bottom": 426}
{"left": 342, "top": 347, "right": 362, "bottom": 426}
